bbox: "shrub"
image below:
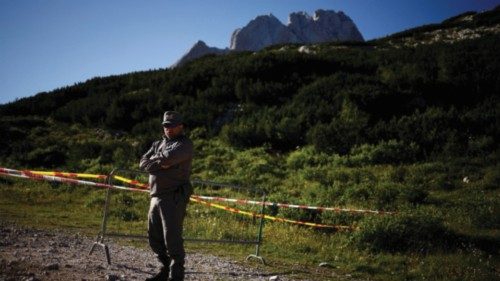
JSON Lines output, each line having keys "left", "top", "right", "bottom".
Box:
{"left": 220, "top": 122, "right": 262, "bottom": 148}
{"left": 467, "top": 135, "right": 496, "bottom": 157}
{"left": 406, "top": 162, "right": 447, "bottom": 187}
{"left": 315, "top": 181, "right": 346, "bottom": 206}
{"left": 341, "top": 184, "right": 371, "bottom": 204}
{"left": 349, "top": 139, "right": 419, "bottom": 165}
{"left": 285, "top": 146, "right": 332, "bottom": 170}
{"left": 26, "top": 145, "right": 67, "bottom": 168}
{"left": 372, "top": 183, "right": 401, "bottom": 210}
{"left": 388, "top": 166, "right": 408, "bottom": 183}
{"left": 352, "top": 212, "right": 456, "bottom": 253}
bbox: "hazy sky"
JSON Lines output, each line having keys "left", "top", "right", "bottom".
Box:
{"left": 1, "top": 0, "right": 498, "bottom": 104}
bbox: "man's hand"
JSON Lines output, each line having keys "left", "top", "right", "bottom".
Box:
{"left": 142, "top": 156, "right": 171, "bottom": 172}
{"left": 142, "top": 158, "right": 161, "bottom": 172}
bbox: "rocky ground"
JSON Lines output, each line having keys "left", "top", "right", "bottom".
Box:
{"left": 0, "top": 223, "right": 302, "bottom": 281}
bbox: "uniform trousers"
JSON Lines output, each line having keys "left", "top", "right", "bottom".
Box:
{"left": 148, "top": 194, "right": 187, "bottom": 280}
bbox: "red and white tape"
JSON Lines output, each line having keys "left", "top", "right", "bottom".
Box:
{"left": 0, "top": 167, "right": 391, "bottom": 229}
{"left": 191, "top": 195, "right": 395, "bottom": 215}
{"left": 190, "top": 196, "right": 357, "bottom": 230}
{"left": 0, "top": 167, "right": 147, "bottom": 193}
{"left": 1, "top": 167, "right": 394, "bottom": 215}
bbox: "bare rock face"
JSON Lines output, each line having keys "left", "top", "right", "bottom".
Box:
{"left": 230, "top": 14, "right": 299, "bottom": 51}
{"left": 288, "top": 9, "right": 364, "bottom": 43}
{"left": 173, "top": 9, "right": 364, "bottom": 67}
{"left": 230, "top": 10, "right": 363, "bottom": 51}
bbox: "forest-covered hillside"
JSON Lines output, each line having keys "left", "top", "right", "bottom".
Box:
{"left": 1, "top": 7, "right": 499, "bottom": 170}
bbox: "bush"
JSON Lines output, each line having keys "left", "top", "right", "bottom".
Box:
{"left": 406, "top": 162, "right": 446, "bottom": 187}
{"left": 353, "top": 212, "right": 457, "bottom": 253}
{"left": 341, "top": 184, "right": 371, "bottom": 205}
{"left": 388, "top": 165, "right": 408, "bottom": 183}
{"left": 372, "top": 183, "right": 401, "bottom": 210}
{"left": 349, "top": 139, "right": 419, "bottom": 165}
{"left": 220, "top": 122, "right": 262, "bottom": 148}
{"left": 25, "top": 145, "right": 67, "bottom": 168}
{"left": 285, "top": 146, "right": 332, "bottom": 170}
{"left": 467, "top": 136, "right": 496, "bottom": 157}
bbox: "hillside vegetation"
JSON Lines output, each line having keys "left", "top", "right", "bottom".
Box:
{"left": 1, "top": 7, "right": 499, "bottom": 281}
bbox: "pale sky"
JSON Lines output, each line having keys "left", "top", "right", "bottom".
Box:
{"left": 1, "top": 0, "right": 498, "bottom": 104}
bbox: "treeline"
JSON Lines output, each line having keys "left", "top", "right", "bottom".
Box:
{"left": 1, "top": 13, "right": 499, "bottom": 169}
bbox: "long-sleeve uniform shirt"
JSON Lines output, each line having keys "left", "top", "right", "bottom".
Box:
{"left": 139, "top": 134, "right": 193, "bottom": 197}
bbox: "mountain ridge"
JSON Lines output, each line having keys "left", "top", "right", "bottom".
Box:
{"left": 1, "top": 6, "right": 498, "bottom": 112}
{"left": 174, "top": 9, "right": 363, "bottom": 67}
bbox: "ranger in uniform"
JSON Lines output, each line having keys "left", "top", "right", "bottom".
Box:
{"left": 140, "top": 111, "right": 193, "bottom": 281}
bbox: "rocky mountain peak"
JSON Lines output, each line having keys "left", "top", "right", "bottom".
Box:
{"left": 289, "top": 11, "right": 312, "bottom": 24}
{"left": 230, "top": 9, "right": 363, "bottom": 51}
{"left": 171, "top": 40, "right": 229, "bottom": 68}
{"left": 253, "top": 13, "right": 281, "bottom": 24}
{"left": 230, "top": 14, "right": 298, "bottom": 51}
{"left": 173, "top": 9, "right": 364, "bottom": 67}
{"left": 288, "top": 9, "right": 364, "bottom": 43}
{"left": 191, "top": 40, "right": 208, "bottom": 50}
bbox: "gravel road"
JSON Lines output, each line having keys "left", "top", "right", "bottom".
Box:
{"left": 0, "top": 223, "right": 303, "bottom": 281}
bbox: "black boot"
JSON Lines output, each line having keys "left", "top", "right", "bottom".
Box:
{"left": 145, "top": 266, "right": 169, "bottom": 281}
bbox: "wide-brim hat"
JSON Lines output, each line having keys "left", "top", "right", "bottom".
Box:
{"left": 162, "top": 111, "right": 183, "bottom": 126}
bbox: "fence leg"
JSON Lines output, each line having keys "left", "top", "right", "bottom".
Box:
{"left": 246, "top": 194, "right": 266, "bottom": 265}
{"left": 104, "top": 244, "right": 111, "bottom": 265}
{"left": 88, "top": 172, "right": 115, "bottom": 265}
{"left": 88, "top": 240, "right": 97, "bottom": 255}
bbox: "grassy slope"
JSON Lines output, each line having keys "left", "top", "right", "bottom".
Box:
{"left": 1, "top": 137, "right": 498, "bottom": 281}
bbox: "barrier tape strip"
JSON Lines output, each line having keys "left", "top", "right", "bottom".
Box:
{"left": 0, "top": 168, "right": 147, "bottom": 193}
{"left": 2, "top": 167, "right": 393, "bottom": 215}
{"left": 1, "top": 167, "right": 359, "bottom": 230}
{"left": 189, "top": 197, "right": 356, "bottom": 231}
{"left": 30, "top": 170, "right": 107, "bottom": 180}
{"left": 28, "top": 170, "right": 149, "bottom": 189}
{"left": 191, "top": 195, "right": 394, "bottom": 215}
{"left": 1, "top": 168, "right": 354, "bottom": 230}
{"left": 112, "top": 175, "right": 149, "bottom": 189}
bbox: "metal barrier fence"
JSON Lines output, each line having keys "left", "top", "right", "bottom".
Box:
{"left": 88, "top": 168, "right": 266, "bottom": 265}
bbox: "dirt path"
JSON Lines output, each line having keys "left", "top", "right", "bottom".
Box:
{"left": 0, "top": 223, "right": 302, "bottom": 281}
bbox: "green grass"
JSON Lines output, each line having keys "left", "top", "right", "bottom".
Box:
{"left": 1, "top": 153, "right": 499, "bottom": 281}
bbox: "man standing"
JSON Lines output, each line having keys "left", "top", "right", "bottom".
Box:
{"left": 140, "top": 111, "right": 193, "bottom": 281}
